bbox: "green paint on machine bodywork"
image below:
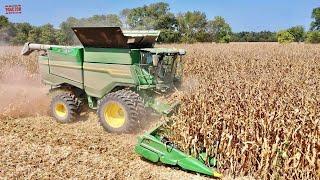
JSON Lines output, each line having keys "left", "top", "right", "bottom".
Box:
{"left": 39, "top": 45, "right": 183, "bottom": 113}
{"left": 84, "top": 48, "right": 132, "bottom": 64}
{"left": 50, "top": 46, "right": 83, "bottom": 62}
{"left": 131, "top": 65, "right": 155, "bottom": 86}
{"left": 135, "top": 124, "right": 222, "bottom": 178}
{"left": 149, "top": 100, "right": 180, "bottom": 115}
{"left": 41, "top": 46, "right": 157, "bottom": 98}
{"left": 129, "top": 49, "right": 141, "bottom": 64}
{"left": 84, "top": 48, "right": 141, "bottom": 64}
{"left": 83, "top": 63, "right": 135, "bottom": 98}
{"left": 45, "top": 47, "right": 148, "bottom": 98}
{"left": 36, "top": 34, "right": 185, "bottom": 112}
{"left": 47, "top": 46, "right": 84, "bottom": 87}
{"left": 40, "top": 49, "right": 180, "bottom": 113}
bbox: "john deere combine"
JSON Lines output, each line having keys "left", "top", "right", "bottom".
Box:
{"left": 21, "top": 27, "right": 221, "bottom": 178}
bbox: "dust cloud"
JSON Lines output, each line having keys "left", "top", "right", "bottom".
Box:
{"left": 0, "top": 66, "right": 50, "bottom": 118}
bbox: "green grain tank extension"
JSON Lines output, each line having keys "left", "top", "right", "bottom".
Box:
{"left": 21, "top": 27, "right": 185, "bottom": 133}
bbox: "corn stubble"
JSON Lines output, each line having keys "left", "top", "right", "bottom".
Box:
{"left": 165, "top": 43, "right": 320, "bottom": 179}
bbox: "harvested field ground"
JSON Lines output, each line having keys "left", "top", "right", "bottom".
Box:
{"left": 0, "top": 46, "right": 210, "bottom": 179}
{"left": 0, "top": 43, "right": 319, "bottom": 179}
{"left": 0, "top": 113, "right": 209, "bottom": 179}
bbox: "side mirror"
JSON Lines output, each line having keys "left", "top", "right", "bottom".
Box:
{"left": 152, "top": 55, "right": 159, "bottom": 66}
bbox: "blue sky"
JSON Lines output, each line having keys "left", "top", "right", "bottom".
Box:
{"left": 1, "top": 0, "right": 319, "bottom": 32}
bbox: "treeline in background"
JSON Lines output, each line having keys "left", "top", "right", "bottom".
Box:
{"left": 0, "top": 3, "right": 319, "bottom": 45}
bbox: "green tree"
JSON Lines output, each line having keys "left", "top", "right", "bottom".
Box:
{"left": 0, "top": 15, "right": 9, "bottom": 29}
{"left": 59, "top": 17, "right": 80, "bottom": 45}
{"left": 120, "top": 8, "right": 131, "bottom": 28}
{"left": 11, "top": 23, "right": 32, "bottom": 44}
{"left": 305, "top": 31, "right": 320, "bottom": 43}
{"left": 105, "top": 14, "right": 122, "bottom": 27}
{"left": 126, "top": 6, "right": 146, "bottom": 29}
{"left": 177, "top": 11, "right": 207, "bottom": 43}
{"left": 27, "top": 27, "right": 41, "bottom": 43}
{"left": 83, "top": 15, "right": 107, "bottom": 26}
{"left": 288, "top": 26, "right": 305, "bottom": 42}
{"left": 154, "top": 13, "right": 177, "bottom": 30}
{"left": 59, "top": 14, "right": 123, "bottom": 45}
{"left": 0, "top": 16, "right": 15, "bottom": 43}
{"left": 310, "top": 7, "right": 320, "bottom": 31}
{"left": 55, "top": 29, "right": 67, "bottom": 45}
{"left": 207, "top": 16, "right": 232, "bottom": 43}
{"left": 39, "top": 24, "right": 57, "bottom": 44}
{"left": 126, "top": 2, "right": 176, "bottom": 30}
{"left": 277, "top": 30, "right": 294, "bottom": 43}
{"left": 232, "top": 31, "right": 277, "bottom": 42}
{"left": 158, "top": 29, "right": 181, "bottom": 43}
{"left": 0, "top": 24, "right": 16, "bottom": 43}
{"left": 125, "top": 3, "right": 179, "bottom": 43}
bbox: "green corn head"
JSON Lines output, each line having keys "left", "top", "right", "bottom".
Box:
{"left": 135, "top": 123, "right": 222, "bottom": 178}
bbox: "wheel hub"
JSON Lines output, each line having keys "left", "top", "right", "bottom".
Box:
{"left": 104, "top": 102, "right": 126, "bottom": 128}
{"left": 55, "top": 103, "right": 68, "bottom": 118}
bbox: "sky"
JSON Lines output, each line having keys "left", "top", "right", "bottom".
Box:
{"left": 1, "top": 0, "right": 319, "bottom": 32}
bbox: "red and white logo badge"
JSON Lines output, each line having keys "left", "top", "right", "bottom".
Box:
{"left": 5, "top": 4, "right": 22, "bottom": 14}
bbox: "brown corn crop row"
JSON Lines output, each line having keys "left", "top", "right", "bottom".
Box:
{"left": 163, "top": 43, "right": 320, "bottom": 179}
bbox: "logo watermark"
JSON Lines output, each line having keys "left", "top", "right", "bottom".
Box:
{"left": 5, "top": 4, "right": 22, "bottom": 14}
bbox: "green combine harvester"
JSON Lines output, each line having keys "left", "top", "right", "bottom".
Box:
{"left": 21, "top": 27, "right": 221, "bottom": 178}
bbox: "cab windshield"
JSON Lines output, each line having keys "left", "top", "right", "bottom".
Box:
{"left": 140, "top": 52, "right": 182, "bottom": 85}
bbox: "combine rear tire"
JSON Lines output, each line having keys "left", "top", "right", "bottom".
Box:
{"left": 97, "top": 90, "right": 145, "bottom": 133}
{"left": 50, "top": 93, "right": 79, "bottom": 123}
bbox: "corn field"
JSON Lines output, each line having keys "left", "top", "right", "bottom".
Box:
{"left": 0, "top": 43, "right": 319, "bottom": 179}
{"left": 164, "top": 43, "right": 320, "bottom": 179}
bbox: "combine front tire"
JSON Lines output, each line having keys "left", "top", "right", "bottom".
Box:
{"left": 97, "top": 90, "right": 144, "bottom": 133}
{"left": 50, "top": 93, "right": 79, "bottom": 123}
